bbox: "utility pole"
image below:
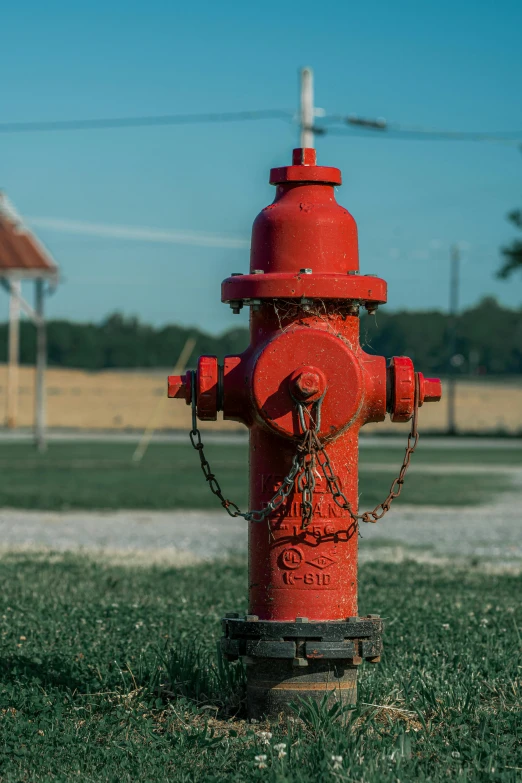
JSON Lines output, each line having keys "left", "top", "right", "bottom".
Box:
{"left": 447, "top": 244, "right": 460, "bottom": 435}
{"left": 299, "top": 67, "right": 314, "bottom": 148}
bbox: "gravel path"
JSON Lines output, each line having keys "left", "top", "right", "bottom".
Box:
{"left": 0, "top": 473, "right": 520, "bottom": 571}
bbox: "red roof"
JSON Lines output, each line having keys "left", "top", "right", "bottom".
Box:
{"left": 0, "top": 193, "right": 58, "bottom": 279}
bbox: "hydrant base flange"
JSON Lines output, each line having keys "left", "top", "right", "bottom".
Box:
{"left": 222, "top": 615, "right": 382, "bottom": 718}
{"left": 221, "top": 616, "right": 383, "bottom": 661}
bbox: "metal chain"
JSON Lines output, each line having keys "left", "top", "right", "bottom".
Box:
{"left": 297, "top": 430, "right": 317, "bottom": 528}
{"left": 189, "top": 371, "right": 308, "bottom": 523}
{"left": 314, "top": 374, "right": 420, "bottom": 523}
{"left": 187, "top": 370, "right": 420, "bottom": 527}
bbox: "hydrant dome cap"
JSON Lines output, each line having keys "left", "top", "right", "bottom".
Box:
{"left": 270, "top": 147, "right": 342, "bottom": 186}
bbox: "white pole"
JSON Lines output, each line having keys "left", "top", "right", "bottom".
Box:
{"left": 6, "top": 279, "right": 21, "bottom": 429}
{"left": 300, "top": 67, "right": 314, "bottom": 149}
{"left": 34, "top": 279, "right": 47, "bottom": 452}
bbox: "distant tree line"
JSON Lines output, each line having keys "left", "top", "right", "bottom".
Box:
{"left": 498, "top": 208, "right": 522, "bottom": 279}
{"left": 361, "top": 297, "right": 522, "bottom": 376}
{"left": 0, "top": 297, "right": 520, "bottom": 375}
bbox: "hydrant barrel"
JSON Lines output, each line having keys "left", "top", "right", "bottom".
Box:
{"left": 169, "top": 148, "right": 442, "bottom": 719}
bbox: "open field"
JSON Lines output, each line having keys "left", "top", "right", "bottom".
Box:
{"left": 0, "top": 441, "right": 519, "bottom": 511}
{"left": 2, "top": 364, "right": 522, "bottom": 433}
{"left": 0, "top": 555, "right": 520, "bottom": 781}
{"left": 0, "top": 441, "right": 520, "bottom": 780}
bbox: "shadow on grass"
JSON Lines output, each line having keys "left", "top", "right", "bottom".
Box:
{"left": 0, "top": 653, "right": 95, "bottom": 693}
{"left": 0, "top": 642, "right": 247, "bottom": 718}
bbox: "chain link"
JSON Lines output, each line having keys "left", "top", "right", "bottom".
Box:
{"left": 314, "top": 374, "right": 420, "bottom": 524}
{"left": 189, "top": 371, "right": 308, "bottom": 523}
{"left": 187, "top": 370, "right": 420, "bottom": 527}
{"left": 297, "top": 429, "right": 317, "bottom": 528}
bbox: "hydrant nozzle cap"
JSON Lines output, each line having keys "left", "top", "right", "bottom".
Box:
{"left": 419, "top": 374, "right": 442, "bottom": 404}
{"left": 167, "top": 373, "right": 190, "bottom": 401}
{"left": 270, "top": 147, "right": 342, "bottom": 186}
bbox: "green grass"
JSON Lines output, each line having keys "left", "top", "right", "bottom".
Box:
{"left": 360, "top": 445, "right": 522, "bottom": 466}
{"left": 0, "top": 554, "right": 520, "bottom": 781}
{"left": 0, "top": 441, "right": 517, "bottom": 511}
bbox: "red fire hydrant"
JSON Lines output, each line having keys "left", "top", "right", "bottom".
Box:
{"left": 168, "top": 148, "right": 441, "bottom": 718}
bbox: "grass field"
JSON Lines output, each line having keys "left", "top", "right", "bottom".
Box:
{"left": 0, "top": 440, "right": 520, "bottom": 779}
{"left": 0, "top": 441, "right": 518, "bottom": 510}
{"left": 0, "top": 554, "right": 520, "bottom": 781}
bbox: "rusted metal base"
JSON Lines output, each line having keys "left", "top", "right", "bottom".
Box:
{"left": 246, "top": 658, "right": 357, "bottom": 720}
{"left": 221, "top": 614, "right": 382, "bottom": 719}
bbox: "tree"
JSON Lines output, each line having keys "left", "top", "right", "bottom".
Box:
{"left": 497, "top": 209, "right": 522, "bottom": 278}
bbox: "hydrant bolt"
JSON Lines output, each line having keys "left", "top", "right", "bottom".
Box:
{"left": 294, "top": 372, "right": 320, "bottom": 398}
{"left": 288, "top": 366, "right": 327, "bottom": 403}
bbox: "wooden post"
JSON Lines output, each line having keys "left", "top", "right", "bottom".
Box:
{"left": 34, "top": 278, "right": 47, "bottom": 452}
{"left": 6, "top": 278, "right": 21, "bottom": 429}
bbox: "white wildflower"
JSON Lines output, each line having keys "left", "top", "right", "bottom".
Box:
{"left": 331, "top": 755, "right": 343, "bottom": 770}
{"left": 274, "top": 742, "right": 287, "bottom": 759}
{"left": 254, "top": 754, "right": 267, "bottom": 769}
{"left": 256, "top": 731, "right": 272, "bottom": 745}
{"left": 452, "top": 751, "right": 461, "bottom": 759}
{"left": 442, "top": 623, "right": 450, "bottom": 630}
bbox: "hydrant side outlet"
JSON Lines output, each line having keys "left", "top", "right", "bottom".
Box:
{"left": 168, "top": 148, "right": 442, "bottom": 719}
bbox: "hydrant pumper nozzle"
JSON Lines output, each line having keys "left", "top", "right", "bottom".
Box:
{"left": 168, "top": 147, "right": 442, "bottom": 719}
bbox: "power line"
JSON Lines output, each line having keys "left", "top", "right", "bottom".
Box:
{"left": 0, "top": 109, "right": 294, "bottom": 134}
{"left": 320, "top": 122, "right": 522, "bottom": 145}
{"left": 0, "top": 105, "right": 520, "bottom": 145}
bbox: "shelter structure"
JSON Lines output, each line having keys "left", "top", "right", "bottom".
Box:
{"left": 0, "top": 193, "right": 59, "bottom": 450}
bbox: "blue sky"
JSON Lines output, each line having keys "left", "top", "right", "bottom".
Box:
{"left": 1, "top": 0, "right": 521, "bottom": 333}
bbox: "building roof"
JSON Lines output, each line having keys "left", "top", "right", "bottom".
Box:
{"left": 0, "top": 192, "right": 59, "bottom": 280}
